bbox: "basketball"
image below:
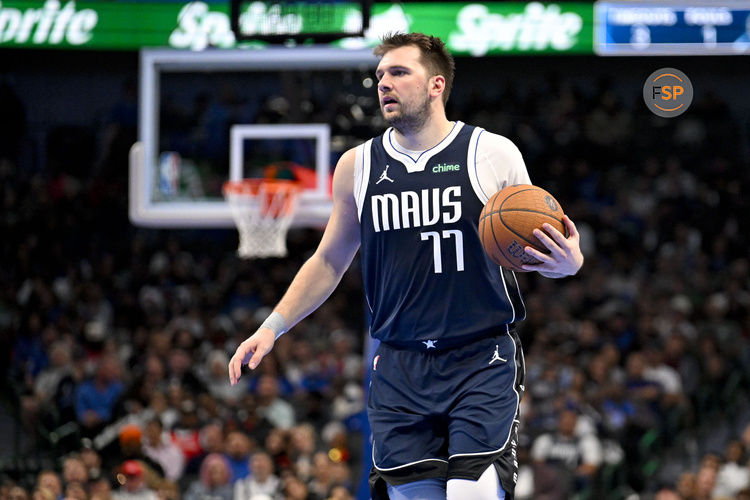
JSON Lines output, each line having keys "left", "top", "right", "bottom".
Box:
{"left": 479, "top": 184, "right": 567, "bottom": 272}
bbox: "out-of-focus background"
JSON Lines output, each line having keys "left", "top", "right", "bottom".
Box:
{"left": 2, "top": 1, "right": 750, "bottom": 500}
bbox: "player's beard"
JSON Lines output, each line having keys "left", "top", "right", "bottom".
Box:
{"left": 382, "top": 92, "right": 431, "bottom": 136}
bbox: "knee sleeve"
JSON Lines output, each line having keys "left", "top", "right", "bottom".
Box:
{"left": 386, "top": 478, "right": 447, "bottom": 500}
{"left": 446, "top": 464, "right": 506, "bottom": 500}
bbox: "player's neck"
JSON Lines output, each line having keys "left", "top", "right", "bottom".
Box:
{"left": 391, "top": 114, "right": 453, "bottom": 152}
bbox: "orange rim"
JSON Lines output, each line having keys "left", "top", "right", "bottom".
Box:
{"left": 223, "top": 179, "right": 301, "bottom": 217}
{"left": 222, "top": 178, "right": 301, "bottom": 196}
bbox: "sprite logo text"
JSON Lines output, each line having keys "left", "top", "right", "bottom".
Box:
{"left": 0, "top": 0, "right": 98, "bottom": 45}
{"left": 450, "top": 2, "right": 583, "bottom": 56}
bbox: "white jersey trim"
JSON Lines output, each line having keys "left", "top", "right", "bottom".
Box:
{"left": 511, "top": 270, "right": 526, "bottom": 320}
{"left": 467, "top": 127, "right": 489, "bottom": 204}
{"left": 382, "top": 121, "right": 464, "bottom": 173}
{"left": 499, "top": 268, "right": 516, "bottom": 324}
{"left": 372, "top": 442, "right": 449, "bottom": 471}
{"left": 354, "top": 139, "right": 372, "bottom": 221}
{"left": 448, "top": 329, "right": 520, "bottom": 460}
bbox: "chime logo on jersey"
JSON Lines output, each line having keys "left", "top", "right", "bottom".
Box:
{"left": 370, "top": 186, "right": 462, "bottom": 233}
{"left": 432, "top": 163, "right": 460, "bottom": 173}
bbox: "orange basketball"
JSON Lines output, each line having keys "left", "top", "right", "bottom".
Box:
{"left": 479, "top": 185, "right": 566, "bottom": 272}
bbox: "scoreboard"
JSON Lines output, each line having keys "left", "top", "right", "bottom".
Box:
{"left": 595, "top": 1, "right": 750, "bottom": 55}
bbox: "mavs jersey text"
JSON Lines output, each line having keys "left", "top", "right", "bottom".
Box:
{"left": 354, "top": 121, "right": 529, "bottom": 347}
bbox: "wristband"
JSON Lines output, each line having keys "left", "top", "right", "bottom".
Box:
{"left": 261, "top": 312, "right": 288, "bottom": 340}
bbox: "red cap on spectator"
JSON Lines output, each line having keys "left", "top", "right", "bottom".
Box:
{"left": 121, "top": 460, "right": 143, "bottom": 477}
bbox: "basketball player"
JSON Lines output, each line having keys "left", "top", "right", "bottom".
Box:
{"left": 229, "top": 33, "right": 583, "bottom": 500}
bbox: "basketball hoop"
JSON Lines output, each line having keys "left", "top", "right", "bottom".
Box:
{"left": 223, "top": 179, "right": 301, "bottom": 258}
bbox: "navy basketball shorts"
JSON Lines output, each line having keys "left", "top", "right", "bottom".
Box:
{"left": 368, "top": 328, "right": 526, "bottom": 498}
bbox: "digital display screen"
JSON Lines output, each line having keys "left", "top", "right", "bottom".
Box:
{"left": 595, "top": 1, "right": 750, "bottom": 55}
{"left": 231, "top": 0, "right": 368, "bottom": 42}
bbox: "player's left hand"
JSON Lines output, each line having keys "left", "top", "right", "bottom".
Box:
{"left": 521, "top": 215, "right": 583, "bottom": 277}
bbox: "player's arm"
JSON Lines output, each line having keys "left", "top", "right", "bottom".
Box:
{"left": 228, "top": 148, "right": 361, "bottom": 384}
{"left": 476, "top": 132, "right": 582, "bottom": 278}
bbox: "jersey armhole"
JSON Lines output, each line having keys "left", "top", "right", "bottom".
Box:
{"left": 354, "top": 140, "right": 372, "bottom": 221}
{"left": 467, "top": 127, "right": 491, "bottom": 205}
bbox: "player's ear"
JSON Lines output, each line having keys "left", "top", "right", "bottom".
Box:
{"left": 429, "top": 75, "right": 446, "bottom": 99}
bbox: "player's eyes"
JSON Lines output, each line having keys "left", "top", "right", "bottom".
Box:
{"left": 374, "top": 69, "right": 407, "bottom": 81}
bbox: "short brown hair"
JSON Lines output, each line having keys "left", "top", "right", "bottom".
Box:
{"left": 374, "top": 32, "right": 455, "bottom": 105}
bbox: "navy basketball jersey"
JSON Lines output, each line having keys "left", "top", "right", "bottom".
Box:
{"left": 354, "top": 121, "right": 526, "bottom": 345}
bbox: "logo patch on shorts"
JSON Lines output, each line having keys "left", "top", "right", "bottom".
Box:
{"left": 373, "top": 355, "right": 380, "bottom": 371}
{"left": 489, "top": 345, "right": 507, "bottom": 364}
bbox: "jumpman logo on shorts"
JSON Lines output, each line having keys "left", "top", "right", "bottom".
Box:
{"left": 489, "top": 345, "right": 507, "bottom": 364}
{"left": 376, "top": 164, "right": 394, "bottom": 184}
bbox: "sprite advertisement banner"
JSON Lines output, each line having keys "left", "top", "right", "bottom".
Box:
{"left": 0, "top": 1, "right": 593, "bottom": 55}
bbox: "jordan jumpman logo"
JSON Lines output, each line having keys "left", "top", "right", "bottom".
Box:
{"left": 489, "top": 345, "right": 507, "bottom": 364}
{"left": 376, "top": 164, "right": 394, "bottom": 184}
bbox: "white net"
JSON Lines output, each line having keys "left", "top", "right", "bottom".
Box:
{"left": 224, "top": 180, "right": 300, "bottom": 258}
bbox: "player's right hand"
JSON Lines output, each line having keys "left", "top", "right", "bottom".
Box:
{"left": 228, "top": 328, "right": 275, "bottom": 385}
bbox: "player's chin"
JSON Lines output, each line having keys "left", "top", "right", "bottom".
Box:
{"left": 380, "top": 107, "right": 398, "bottom": 118}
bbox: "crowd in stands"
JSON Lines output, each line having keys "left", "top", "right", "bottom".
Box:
{"left": 1, "top": 56, "right": 749, "bottom": 500}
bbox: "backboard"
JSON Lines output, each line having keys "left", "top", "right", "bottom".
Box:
{"left": 129, "top": 46, "right": 379, "bottom": 228}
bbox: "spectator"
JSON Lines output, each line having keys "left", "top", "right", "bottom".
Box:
{"left": 223, "top": 431, "right": 252, "bottom": 482}
{"left": 185, "top": 422, "right": 225, "bottom": 476}
{"left": 62, "top": 455, "right": 89, "bottom": 485}
{"left": 113, "top": 422, "right": 175, "bottom": 500}
{"left": 142, "top": 418, "right": 185, "bottom": 482}
{"left": 676, "top": 471, "right": 696, "bottom": 500}
{"left": 126, "top": 355, "right": 167, "bottom": 409}
{"left": 112, "top": 461, "right": 157, "bottom": 500}
{"left": 74, "top": 355, "right": 125, "bottom": 434}
{"left": 255, "top": 375, "right": 295, "bottom": 431}
{"left": 166, "top": 349, "right": 206, "bottom": 395}
{"left": 280, "top": 474, "right": 310, "bottom": 500}
{"left": 694, "top": 463, "right": 718, "bottom": 500}
{"left": 7, "top": 486, "right": 30, "bottom": 500}
{"left": 264, "top": 428, "right": 291, "bottom": 474}
{"left": 20, "top": 340, "right": 73, "bottom": 435}
{"left": 63, "top": 482, "right": 87, "bottom": 500}
{"left": 289, "top": 424, "right": 317, "bottom": 481}
{"left": 307, "top": 452, "right": 336, "bottom": 500}
{"left": 200, "top": 350, "right": 246, "bottom": 405}
{"left": 654, "top": 488, "right": 681, "bottom": 500}
{"left": 88, "top": 478, "right": 112, "bottom": 500}
{"left": 233, "top": 452, "right": 280, "bottom": 500}
{"left": 32, "top": 488, "right": 56, "bottom": 500}
{"left": 624, "top": 351, "right": 663, "bottom": 428}
{"left": 35, "top": 471, "right": 62, "bottom": 500}
{"left": 530, "top": 407, "right": 603, "bottom": 496}
{"left": 170, "top": 400, "right": 204, "bottom": 464}
{"left": 713, "top": 440, "right": 749, "bottom": 499}
{"left": 183, "top": 454, "right": 233, "bottom": 500}
{"left": 80, "top": 444, "right": 104, "bottom": 482}
{"left": 327, "top": 485, "right": 353, "bottom": 500}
